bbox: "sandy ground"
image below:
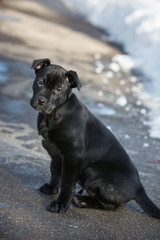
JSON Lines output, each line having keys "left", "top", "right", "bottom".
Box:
{"left": 0, "top": 0, "right": 160, "bottom": 239}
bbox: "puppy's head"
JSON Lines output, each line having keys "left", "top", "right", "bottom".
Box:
{"left": 30, "top": 58, "right": 82, "bottom": 115}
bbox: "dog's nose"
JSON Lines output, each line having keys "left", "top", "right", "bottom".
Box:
{"left": 38, "top": 96, "right": 46, "bottom": 105}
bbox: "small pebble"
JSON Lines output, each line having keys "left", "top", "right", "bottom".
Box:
{"left": 69, "top": 225, "right": 78, "bottom": 229}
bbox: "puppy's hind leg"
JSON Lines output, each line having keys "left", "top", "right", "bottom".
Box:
{"left": 72, "top": 194, "right": 118, "bottom": 210}
{"left": 72, "top": 195, "right": 104, "bottom": 209}
{"left": 86, "top": 183, "right": 120, "bottom": 211}
{"left": 95, "top": 192, "right": 119, "bottom": 211}
{"left": 72, "top": 182, "right": 118, "bottom": 210}
{"left": 74, "top": 178, "right": 120, "bottom": 210}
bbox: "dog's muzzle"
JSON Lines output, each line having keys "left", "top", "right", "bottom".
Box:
{"left": 30, "top": 95, "right": 46, "bottom": 108}
{"left": 30, "top": 95, "right": 52, "bottom": 114}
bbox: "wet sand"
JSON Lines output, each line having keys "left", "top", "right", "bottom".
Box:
{"left": 0, "top": 0, "right": 160, "bottom": 239}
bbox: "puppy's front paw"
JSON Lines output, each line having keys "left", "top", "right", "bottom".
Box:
{"left": 47, "top": 200, "right": 69, "bottom": 213}
{"left": 39, "top": 183, "right": 58, "bottom": 195}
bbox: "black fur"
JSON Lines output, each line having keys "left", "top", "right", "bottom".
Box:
{"left": 30, "top": 58, "right": 160, "bottom": 218}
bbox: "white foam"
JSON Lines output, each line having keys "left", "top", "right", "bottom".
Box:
{"left": 112, "top": 54, "right": 134, "bottom": 72}
{"left": 67, "top": 0, "right": 160, "bottom": 96}
{"left": 140, "top": 93, "right": 160, "bottom": 139}
{"left": 65, "top": 0, "right": 160, "bottom": 139}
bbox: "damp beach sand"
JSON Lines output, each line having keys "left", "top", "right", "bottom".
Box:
{"left": 0, "top": 1, "right": 160, "bottom": 239}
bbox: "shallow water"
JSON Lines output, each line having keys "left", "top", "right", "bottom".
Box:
{"left": 0, "top": 61, "right": 8, "bottom": 82}
{"left": 0, "top": 95, "right": 27, "bottom": 115}
{"left": 89, "top": 102, "right": 116, "bottom": 116}
{"left": 66, "top": 0, "right": 160, "bottom": 139}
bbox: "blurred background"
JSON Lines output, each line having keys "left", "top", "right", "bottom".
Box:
{"left": 0, "top": 0, "right": 160, "bottom": 239}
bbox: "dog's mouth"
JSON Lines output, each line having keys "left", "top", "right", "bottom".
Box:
{"left": 30, "top": 97, "right": 55, "bottom": 115}
{"left": 32, "top": 104, "right": 53, "bottom": 115}
{"left": 34, "top": 107, "right": 44, "bottom": 113}
{"left": 30, "top": 98, "right": 45, "bottom": 112}
{"left": 32, "top": 105, "right": 48, "bottom": 113}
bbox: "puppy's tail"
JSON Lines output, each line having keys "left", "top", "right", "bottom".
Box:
{"left": 135, "top": 186, "right": 160, "bottom": 219}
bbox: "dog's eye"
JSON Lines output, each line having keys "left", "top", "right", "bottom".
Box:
{"left": 56, "top": 87, "right": 62, "bottom": 93}
{"left": 37, "top": 79, "right": 43, "bottom": 86}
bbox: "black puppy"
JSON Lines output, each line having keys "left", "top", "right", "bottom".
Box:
{"left": 30, "top": 58, "right": 160, "bottom": 218}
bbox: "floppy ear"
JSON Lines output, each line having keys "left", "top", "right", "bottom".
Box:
{"left": 65, "top": 70, "right": 82, "bottom": 91}
{"left": 31, "top": 58, "right": 50, "bottom": 73}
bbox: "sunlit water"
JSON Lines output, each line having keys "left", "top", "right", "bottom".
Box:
{"left": 65, "top": 0, "right": 160, "bottom": 139}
